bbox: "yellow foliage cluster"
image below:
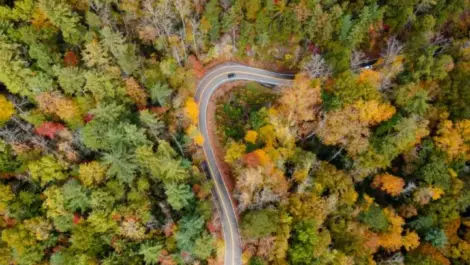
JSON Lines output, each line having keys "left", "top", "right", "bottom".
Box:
{"left": 36, "top": 92, "right": 81, "bottom": 124}
{"left": 259, "top": 124, "right": 276, "bottom": 147}
{"left": 363, "top": 194, "right": 375, "bottom": 210}
{"left": 434, "top": 119, "right": 470, "bottom": 160}
{"left": 450, "top": 240, "right": 470, "bottom": 262}
{"left": 371, "top": 173, "right": 405, "bottom": 196}
{"left": 353, "top": 100, "right": 396, "bottom": 125}
{"left": 224, "top": 141, "right": 246, "bottom": 164}
{"left": 403, "top": 230, "right": 420, "bottom": 251}
{"left": 254, "top": 149, "right": 270, "bottom": 167}
{"left": 78, "top": 161, "right": 107, "bottom": 187}
{"left": 125, "top": 77, "right": 148, "bottom": 108}
{"left": 0, "top": 95, "right": 15, "bottom": 125}
{"left": 184, "top": 98, "right": 199, "bottom": 124}
{"left": 244, "top": 130, "right": 258, "bottom": 144}
{"left": 277, "top": 73, "right": 322, "bottom": 136}
{"left": 378, "top": 208, "right": 405, "bottom": 252}
{"left": 411, "top": 120, "right": 431, "bottom": 148}
{"left": 24, "top": 217, "right": 52, "bottom": 241}
{"left": 413, "top": 186, "right": 445, "bottom": 205}
{"left": 31, "top": 8, "right": 54, "bottom": 29}
{"left": 186, "top": 125, "right": 204, "bottom": 146}
{"left": 359, "top": 69, "right": 381, "bottom": 87}
{"left": 318, "top": 100, "right": 395, "bottom": 156}
{"left": 0, "top": 183, "right": 14, "bottom": 214}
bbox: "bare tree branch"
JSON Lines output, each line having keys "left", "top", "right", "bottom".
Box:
{"left": 303, "top": 54, "right": 332, "bottom": 79}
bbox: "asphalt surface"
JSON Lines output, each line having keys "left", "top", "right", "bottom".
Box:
{"left": 195, "top": 63, "right": 294, "bottom": 265}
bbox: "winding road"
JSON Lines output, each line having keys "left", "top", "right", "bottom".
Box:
{"left": 195, "top": 63, "right": 294, "bottom": 265}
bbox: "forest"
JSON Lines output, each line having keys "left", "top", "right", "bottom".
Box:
{"left": 0, "top": 0, "right": 470, "bottom": 265}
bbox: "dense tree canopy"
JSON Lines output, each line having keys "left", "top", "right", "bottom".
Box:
{"left": 0, "top": 0, "right": 469, "bottom": 265}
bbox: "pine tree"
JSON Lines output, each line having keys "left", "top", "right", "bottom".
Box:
{"left": 38, "top": 0, "right": 84, "bottom": 44}
{"left": 149, "top": 82, "right": 173, "bottom": 107}
{"left": 54, "top": 66, "right": 86, "bottom": 96}
{"left": 139, "top": 241, "right": 163, "bottom": 265}
{"left": 62, "top": 180, "right": 91, "bottom": 213}
{"left": 102, "top": 149, "right": 137, "bottom": 184}
{"left": 164, "top": 183, "right": 195, "bottom": 210}
{"left": 193, "top": 232, "right": 215, "bottom": 260}
{"left": 139, "top": 110, "right": 165, "bottom": 139}
{"left": 82, "top": 40, "right": 111, "bottom": 68}
{"left": 175, "top": 215, "right": 205, "bottom": 253}
{"left": 0, "top": 36, "right": 36, "bottom": 97}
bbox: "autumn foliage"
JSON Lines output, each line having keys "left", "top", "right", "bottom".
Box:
{"left": 0, "top": 95, "right": 15, "bottom": 125}
{"left": 125, "top": 77, "right": 148, "bottom": 109}
{"left": 371, "top": 173, "right": 405, "bottom": 196}
{"left": 35, "top": 122, "right": 65, "bottom": 139}
{"left": 36, "top": 92, "right": 82, "bottom": 125}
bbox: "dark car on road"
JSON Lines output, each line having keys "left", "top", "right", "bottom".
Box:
{"left": 227, "top": 73, "right": 236, "bottom": 78}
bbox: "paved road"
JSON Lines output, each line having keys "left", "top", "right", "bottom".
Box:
{"left": 195, "top": 63, "right": 294, "bottom": 265}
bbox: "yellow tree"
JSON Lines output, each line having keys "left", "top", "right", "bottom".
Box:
{"left": 225, "top": 141, "right": 246, "bottom": 164}
{"left": 0, "top": 95, "right": 14, "bottom": 126}
{"left": 359, "top": 69, "right": 381, "bottom": 88}
{"left": 186, "top": 125, "right": 204, "bottom": 146}
{"left": 413, "top": 186, "right": 445, "bottom": 205}
{"left": 317, "top": 100, "right": 395, "bottom": 156}
{"left": 78, "top": 161, "right": 107, "bottom": 187}
{"left": 244, "top": 130, "right": 258, "bottom": 144}
{"left": 353, "top": 100, "right": 396, "bottom": 125}
{"left": 371, "top": 173, "right": 405, "bottom": 196}
{"left": 434, "top": 119, "right": 470, "bottom": 160}
{"left": 403, "top": 230, "right": 420, "bottom": 251}
{"left": 379, "top": 208, "right": 405, "bottom": 252}
{"left": 184, "top": 98, "right": 199, "bottom": 124}
{"left": 36, "top": 92, "right": 82, "bottom": 126}
{"left": 277, "top": 73, "right": 322, "bottom": 137}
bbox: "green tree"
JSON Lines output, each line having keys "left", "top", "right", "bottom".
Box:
{"left": 176, "top": 215, "right": 205, "bottom": 253}
{"left": 0, "top": 140, "right": 20, "bottom": 173}
{"left": 165, "top": 183, "right": 194, "bottom": 211}
{"left": 193, "top": 232, "right": 215, "bottom": 260}
{"left": 139, "top": 110, "right": 165, "bottom": 139}
{"left": 1, "top": 224, "right": 44, "bottom": 265}
{"left": 424, "top": 228, "right": 448, "bottom": 248}
{"left": 102, "top": 148, "right": 138, "bottom": 184}
{"left": 0, "top": 183, "right": 14, "bottom": 214}
{"left": 357, "top": 204, "right": 390, "bottom": 232}
{"left": 100, "top": 27, "right": 141, "bottom": 74}
{"left": 202, "top": 0, "right": 222, "bottom": 42}
{"left": 241, "top": 209, "right": 279, "bottom": 239}
{"left": 0, "top": 36, "right": 36, "bottom": 97}
{"left": 69, "top": 223, "right": 106, "bottom": 256}
{"left": 439, "top": 62, "right": 470, "bottom": 119}
{"left": 288, "top": 220, "right": 320, "bottom": 265}
{"left": 395, "top": 83, "right": 430, "bottom": 115}
{"left": 38, "top": 0, "right": 84, "bottom": 44}
{"left": 62, "top": 180, "right": 90, "bottom": 213}
{"left": 0, "top": 0, "right": 34, "bottom": 22}
{"left": 54, "top": 66, "right": 86, "bottom": 96}
{"left": 149, "top": 82, "right": 173, "bottom": 106}
{"left": 139, "top": 241, "right": 163, "bottom": 265}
